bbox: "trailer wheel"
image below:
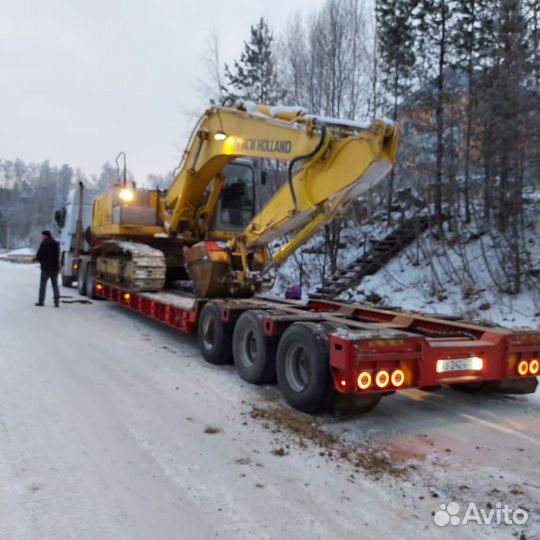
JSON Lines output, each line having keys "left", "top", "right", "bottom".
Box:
{"left": 62, "top": 274, "right": 74, "bottom": 287}
{"left": 77, "top": 266, "right": 87, "bottom": 296}
{"left": 86, "top": 268, "right": 96, "bottom": 299}
{"left": 197, "top": 302, "right": 232, "bottom": 365}
{"left": 233, "top": 310, "right": 276, "bottom": 384}
{"left": 276, "top": 322, "right": 330, "bottom": 413}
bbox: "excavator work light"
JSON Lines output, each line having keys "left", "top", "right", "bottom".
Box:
{"left": 118, "top": 188, "right": 134, "bottom": 203}
{"left": 214, "top": 131, "right": 227, "bottom": 141}
{"left": 529, "top": 359, "right": 539, "bottom": 376}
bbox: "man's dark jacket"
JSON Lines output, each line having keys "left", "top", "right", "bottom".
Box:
{"left": 36, "top": 238, "right": 60, "bottom": 272}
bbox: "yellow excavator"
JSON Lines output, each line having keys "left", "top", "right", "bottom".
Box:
{"left": 89, "top": 101, "right": 399, "bottom": 298}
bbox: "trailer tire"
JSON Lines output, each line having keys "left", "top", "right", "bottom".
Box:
{"left": 62, "top": 274, "right": 74, "bottom": 287}
{"left": 276, "top": 322, "right": 330, "bottom": 413}
{"left": 77, "top": 266, "right": 87, "bottom": 296}
{"left": 86, "top": 268, "right": 96, "bottom": 299}
{"left": 233, "top": 310, "right": 276, "bottom": 384}
{"left": 197, "top": 302, "right": 232, "bottom": 365}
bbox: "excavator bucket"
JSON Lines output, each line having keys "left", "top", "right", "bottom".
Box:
{"left": 183, "top": 242, "right": 256, "bottom": 298}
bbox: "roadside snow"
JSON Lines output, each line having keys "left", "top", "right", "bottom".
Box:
{"left": 272, "top": 211, "right": 539, "bottom": 330}
{"left": 0, "top": 246, "right": 36, "bottom": 258}
{"left": 345, "top": 227, "right": 539, "bottom": 329}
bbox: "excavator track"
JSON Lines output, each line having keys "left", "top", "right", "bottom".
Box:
{"left": 93, "top": 241, "right": 166, "bottom": 292}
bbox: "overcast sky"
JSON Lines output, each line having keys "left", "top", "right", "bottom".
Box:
{"left": 1, "top": 0, "right": 324, "bottom": 181}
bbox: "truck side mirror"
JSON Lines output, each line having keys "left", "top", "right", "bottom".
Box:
{"left": 54, "top": 208, "right": 66, "bottom": 228}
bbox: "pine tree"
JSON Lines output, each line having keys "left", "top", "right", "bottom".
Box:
{"left": 471, "top": 0, "right": 535, "bottom": 292}
{"left": 523, "top": 0, "right": 540, "bottom": 181}
{"left": 416, "top": 0, "right": 458, "bottom": 236}
{"left": 375, "top": 0, "right": 418, "bottom": 222}
{"left": 452, "top": 0, "right": 479, "bottom": 221}
{"left": 224, "top": 17, "right": 282, "bottom": 103}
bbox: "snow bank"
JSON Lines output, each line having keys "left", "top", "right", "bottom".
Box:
{"left": 5, "top": 247, "right": 35, "bottom": 256}
{"left": 271, "top": 207, "right": 539, "bottom": 330}
{"left": 0, "top": 246, "right": 36, "bottom": 263}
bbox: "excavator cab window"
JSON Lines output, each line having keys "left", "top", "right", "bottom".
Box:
{"left": 211, "top": 162, "right": 255, "bottom": 232}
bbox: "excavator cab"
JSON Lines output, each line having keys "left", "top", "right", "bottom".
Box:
{"left": 209, "top": 161, "right": 256, "bottom": 233}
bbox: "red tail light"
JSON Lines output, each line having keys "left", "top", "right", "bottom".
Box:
{"left": 357, "top": 372, "right": 372, "bottom": 390}
{"left": 375, "top": 370, "right": 390, "bottom": 389}
{"left": 391, "top": 369, "right": 405, "bottom": 388}
{"left": 517, "top": 360, "right": 529, "bottom": 376}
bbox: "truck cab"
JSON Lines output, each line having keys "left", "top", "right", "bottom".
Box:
{"left": 55, "top": 184, "right": 101, "bottom": 287}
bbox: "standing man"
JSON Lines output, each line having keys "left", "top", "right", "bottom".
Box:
{"left": 35, "top": 230, "right": 60, "bottom": 307}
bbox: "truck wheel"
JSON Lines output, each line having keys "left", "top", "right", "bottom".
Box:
{"left": 62, "top": 274, "right": 74, "bottom": 287}
{"left": 197, "top": 302, "right": 232, "bottom": 365}
{"left": 233, "top": 310, "right": 276, "bottom": 384}
{"left": 77, "top": 267, "right": 87, "bottom": 296}
{"left": 276, "top": 322, "right": 330, "bottom": 413}
{"left": 86, "top": 269, "right": 96, "bottom": 299}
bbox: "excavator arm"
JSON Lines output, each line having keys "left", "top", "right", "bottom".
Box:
{"left": 163, "top": 103, "right": 329, "bottom": 234}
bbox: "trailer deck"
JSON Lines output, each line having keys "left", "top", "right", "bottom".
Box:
{"left": 96, "top": 282, "right": 539, "bottom": 412}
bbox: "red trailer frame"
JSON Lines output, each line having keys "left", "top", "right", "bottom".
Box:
{"left": 95, "top": 283, "right": 539, "bottom": 405}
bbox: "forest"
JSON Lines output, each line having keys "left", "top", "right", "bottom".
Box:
{"left": 1, "top": 0, "right": 538, "bottom": 300}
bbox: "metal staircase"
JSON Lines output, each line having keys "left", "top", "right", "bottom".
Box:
{"left": 313, "top": 215, "right": 431, "bottom": 299}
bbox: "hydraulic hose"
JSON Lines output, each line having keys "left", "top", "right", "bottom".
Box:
{"left": 287, "top": 122, "right": 327, "bottom": 211}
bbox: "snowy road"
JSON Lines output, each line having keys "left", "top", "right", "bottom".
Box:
{"left": 0, "top": 262, "right": 538, "bottom": 540}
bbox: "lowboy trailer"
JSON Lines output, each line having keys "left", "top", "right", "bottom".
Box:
{"left": 96, "top": 282, "right": 539, "bottom": 414}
